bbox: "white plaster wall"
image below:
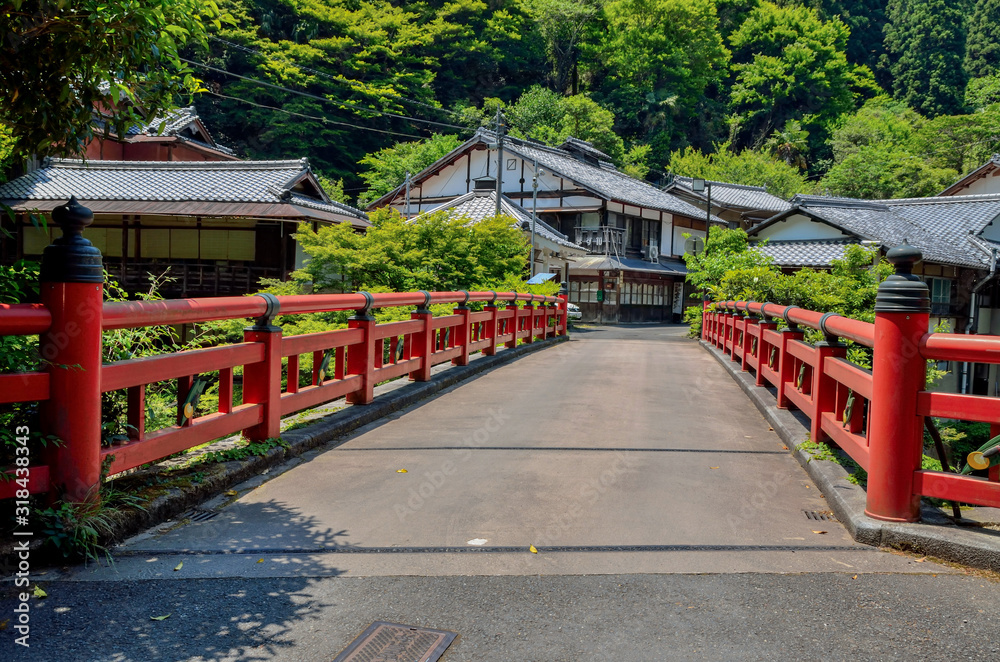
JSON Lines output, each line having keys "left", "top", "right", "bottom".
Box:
{"left": 673, "top": 226, "right": 705, "bottom": 256}
{"left": 755, "top": 214, "right": 848, "bottom": 241}
{"left": 956, "top": 173, "right": 1000, "bottom": 196}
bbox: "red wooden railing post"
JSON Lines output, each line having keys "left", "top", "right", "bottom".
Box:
{"left": 524, "top": 297, "right": 536, "bottom": 344}
{"left": 741, "top": 306, "right": 759, "bottom": 372}
{"left": 866, "top": 245, "right": 930, "bottom": 522}
{"left": 558, "top": 289, "right": 569, "bottom": 336}
{"left": 483, "top": 293, "right": 500, "bottom": 355}
{"left": 40, "top": 198, "right": 105, "bottom": 503}
{"left": 702, "top": 297, "right": 710, "bottom": 342}
{"left": 811, "top": 314, "right": 848, "bottom": 445}
{"left": 346, "top": 293, "right": 376, "bottom": 404}
{"left": 777, "top": 307, "right": 804, "bottom": 410}
{"left": 409, "top": 291, "right": 434, "bottom": 381}
{"left": 243, "top": 293, "right": 282, "bottom": 441}
{"left": 505, "top": 296, "right": 519, "bottom": 349}
{"left": 453, "top": 290, "right": 471, "bottom": 366}
{"left": 756, "top": 314, "right": 778, "bottom": 387}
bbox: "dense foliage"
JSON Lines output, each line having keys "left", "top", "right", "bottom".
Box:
{"left": 4, "top": 0, "right": 999, "bottom": 202}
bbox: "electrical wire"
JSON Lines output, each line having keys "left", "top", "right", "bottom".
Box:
{"left": 181, "top": 57, "right": 473, "bottom": 133}
{"left": 200, "top": 90, "right": 427, "bottom": 140}
{"left": 208, "top": 36, "right": 466, "bottom": 120}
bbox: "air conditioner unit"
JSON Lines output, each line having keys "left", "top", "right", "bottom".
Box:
{"left": 649, "top": 245, "right": 659, "bottom": 261}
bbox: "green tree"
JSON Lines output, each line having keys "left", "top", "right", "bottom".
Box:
{"left": 828, "top": 96, "right": 923, "bottom": 163}
{"left": 293, "top": 207, "right": 528, "bottom": 292}
{"left": 522, "top": 0, "right": 604, "bottom": 94}
{"left": 0, "top": 0, "right": 219, "bottom": 160}
{"left": 911, "top": 108, "right": 1000, "bottom": 175}
{"left": 357, "top": 134, "right": 463, "bottom": 206}
{"left": 668, "top": 143, "right": 811, "bottom": 198}
{"left": 727, "top": 2, "right": 871, "bottom": 151}
{"left": 819, "top": 143, "right": 956, "bottom": 199}
{"left": 966, "top": 75, "right": 1000, "bottom": 110}
{"left": 882, "top": 0, "right": 967, "bottom": 117}
{"left": 965, "top": 0, "right": 1000, "bottom": 78}
{"left": 588, "top": 0, "right": 729, "bottom": 153}
{"left": 763, "top": 120, "right": 809, "bottom": 169}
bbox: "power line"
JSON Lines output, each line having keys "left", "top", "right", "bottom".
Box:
{"left": 200, "top": 90, "right": 427, "bottom": 140}
{"left": 208, "top": 36, "right": 466, "bottom": 120}
{"left": 181, "top": 58, "right": 472, "bottom": 133}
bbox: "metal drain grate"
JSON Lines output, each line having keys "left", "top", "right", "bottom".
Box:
{"left": 179, "top": 509, "right": 219, "bottom": 523}
{"left": 333, "top": 621, "right": 457, "bottom": 662}
{"left": 804, "top": 510, "right": 836, "bottom": 521}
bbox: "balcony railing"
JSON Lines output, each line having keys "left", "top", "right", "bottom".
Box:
{"left": 574, "top": 226, "right": 625, "bottom": 255}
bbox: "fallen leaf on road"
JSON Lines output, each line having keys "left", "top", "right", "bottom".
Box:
{"left": 852, "top": 575, "right": 858, "bottom": 580}
{"left": 150, "top": 615, "right": 171, "bottom": 621}
{"left": 709, "top": 466, "right": 719, "bottom": 470}
{"left": 396, "top": 469, "right": 408, "bottom": 473}
{"left": 174, "top": 562, "right": 183, "bottom": 572}
{"left": 915, "top": 556, "right": 927, "bottom": 563}
{"left": 769, "top": 427, "right": 774, "bottom": 431}
{"left": 225, "top": 490, "right": 237, "bottom": 497}
{"left": 782, "top": 445, "right": 788, "bottom": 450}
{"left": 257, "top": 558, "right": 264, "bottom": 564}
{"left": 529, "top": 545, "right": 538, "bottom": 554}
{"left": 0, "top": 619, "right": 9, "bottom": 630}
{"left": 811, "top": 530, "right": 827, "bottom": 535}
{"left": 32, "top": 586, "right": 47, "bottom": 599}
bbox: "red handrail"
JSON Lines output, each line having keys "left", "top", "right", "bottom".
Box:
{"left": 0, "top": 289, "right": 568, "bottom": 501}
{"left": 702, "top": 298, "right": 1000, "bottom": 519}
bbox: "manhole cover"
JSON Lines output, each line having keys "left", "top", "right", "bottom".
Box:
{"left": 333, "top": 621, "right": 457, "bottom": 662}
{"left": 179, "top": 509, "right": 219, "bottom": 522}
{"left": 804, "top": 510, "right": 836, "bottom": 521}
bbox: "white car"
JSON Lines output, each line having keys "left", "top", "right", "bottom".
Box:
{"left": 566, "top": 303, "right": 583, "bottom": 321}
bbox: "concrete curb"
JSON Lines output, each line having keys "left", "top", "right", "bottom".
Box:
{"left": 701, "top": 339, "right": 1000, "bottom": 572}
{"left": 53, "top": 336, "right": 569, "bottom": 558}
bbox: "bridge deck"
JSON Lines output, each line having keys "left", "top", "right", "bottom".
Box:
{"left": 94, "top": 326, "right": 937, "bottom": 578}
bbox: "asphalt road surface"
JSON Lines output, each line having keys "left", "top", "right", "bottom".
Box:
{"left": 3, "top": 326, "right": 997, "bottom": 661}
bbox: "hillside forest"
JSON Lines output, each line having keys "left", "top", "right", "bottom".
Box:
{"left": 5, "top": 1, "right": 1000, "bottom": 204}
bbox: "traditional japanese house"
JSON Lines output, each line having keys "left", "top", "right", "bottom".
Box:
{"left": 749, "top": 193, "right": 1000, "bottom": 395}
{"left": 0, "top": 157, "right": 368, "bottom": 297}
{"left": 368, "top": 129, "right": 724, "bottom": 323}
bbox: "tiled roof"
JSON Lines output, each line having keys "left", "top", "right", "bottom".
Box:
{"left": 751, "top": 194, "right": 1000, "bottom": 269}
{"left": 418, "top": 190, "right": 586, "bottom": 252}
{"left": 755, "top": 239, "right": 853, "bottom": 268}
{"left": 670, "top": 176, "right": 792, "bottom": 213}
{"left": 476, "top": 130, "right": 725, "bottom": 222}
{"left": 124, "top": 106, "right": 235, "bottom": 155}
{"left": 0, "top": 158, "right": 368, "bottom": 222}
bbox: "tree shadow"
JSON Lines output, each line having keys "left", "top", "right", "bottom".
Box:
{"left": 0, "top": 499, "right": 358, "bottom": 662}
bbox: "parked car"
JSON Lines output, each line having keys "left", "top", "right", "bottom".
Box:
{"left": 566, "top": 303, "right": 582, "bottom": 321}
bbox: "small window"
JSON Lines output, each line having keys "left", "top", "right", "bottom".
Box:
{"left": 929, "top": 278, "right": 951, "bottom": 315}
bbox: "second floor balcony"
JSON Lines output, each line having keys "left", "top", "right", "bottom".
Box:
{"left": 575, "top": 226, "right": 625, "bottom": 256}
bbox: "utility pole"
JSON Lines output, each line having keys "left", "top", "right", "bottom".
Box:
{"left": 404, "top": 172, "right": 411, "bottom": 219}
{"left": 531, "top": 160, "right": 541, "bottom": 277}
{"left": 495, "top": 107, "right": 504, "bottom": 217}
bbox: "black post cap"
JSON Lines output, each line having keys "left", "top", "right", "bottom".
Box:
{"left": 875, "top": 241, "right": 930, "bottom": 313}
{"left": 40, "top": 197, "right": 104, "bottom": 283}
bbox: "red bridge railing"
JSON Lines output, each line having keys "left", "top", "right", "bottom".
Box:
{"left": 0, "top": 199, "right": 567, "bottom": 503}
{"left": 701, "top": 246, "right": 1000, "bottom": 522}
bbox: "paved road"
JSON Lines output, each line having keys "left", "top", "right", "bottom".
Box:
{"left": 4, "top": 326, "right": 998, "bottom": 661}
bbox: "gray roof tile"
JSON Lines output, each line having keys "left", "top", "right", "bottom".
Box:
{"left": 670, "top": 176, "right": 792, "bottom": 213}
{"left": 0, "top": 158, "right": 367, "bottom": 221}
{"left": 418, "top": 190, "right": 586, "bottom": 251}
{"left": 755, "top": 239, "right": 852, "bottom": 267}
{"left": 753, "top": 193, "right": 1000, "bottom": 269}
{"left": 477, "top": 130, "right": 724, "bottom": 222}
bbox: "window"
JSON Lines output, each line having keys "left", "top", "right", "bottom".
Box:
{"left": 930, "top": 278, "right": 952, "bottom": 315}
